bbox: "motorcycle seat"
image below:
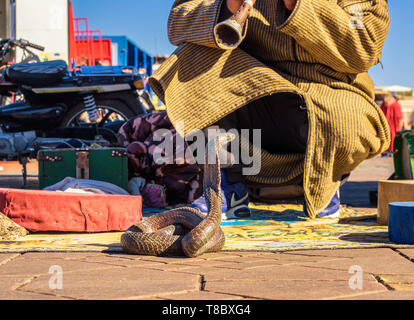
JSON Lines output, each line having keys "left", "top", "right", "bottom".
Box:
{"left": 6, "top": 60, "right": 68, "bottom": 87}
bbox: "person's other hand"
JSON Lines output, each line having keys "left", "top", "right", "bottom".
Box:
{"left": 227, "top": 0, "right": 297, "bottom": 13}
{"left": 226, "top": 0, "right": 244, "bottom": 14}
{"left": 283, "top": 0, "right": 297, "bottom": 11}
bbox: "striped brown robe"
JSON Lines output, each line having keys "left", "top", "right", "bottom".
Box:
{"left": 149, "top": 0, "right": 390, "bottom": 218}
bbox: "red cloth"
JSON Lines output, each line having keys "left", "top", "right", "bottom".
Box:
{"left": 381, "top": 99, "right": 403, "bottom": 151}
{"left": 0, "top": 188, "right": 142, "bottom": 232}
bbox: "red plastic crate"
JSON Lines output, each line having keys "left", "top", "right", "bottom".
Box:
{"left": 69, "top": 2, "right": 112, "bottom": 67}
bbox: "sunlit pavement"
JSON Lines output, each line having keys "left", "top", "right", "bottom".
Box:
{"left": 1, "top": 157, "right": 414, "bottom": 300}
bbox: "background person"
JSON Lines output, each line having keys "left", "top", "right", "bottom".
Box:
{"left": 380, "top": 94, "right": 404, "bottom": 154}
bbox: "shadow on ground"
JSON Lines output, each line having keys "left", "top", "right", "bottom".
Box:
{"left": 339, "top": 232, "right": 390, "bottom": 244}
{"left": 340, "top": 181, "right": 378, "bottom": 208}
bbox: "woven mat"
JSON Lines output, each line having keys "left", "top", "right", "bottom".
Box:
{"left": 0, "top": 203, "right": 412, "bottom": 253}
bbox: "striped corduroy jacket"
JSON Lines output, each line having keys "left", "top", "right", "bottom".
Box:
{"left": 149, "top": 0, "right": 390, "bottom": 218}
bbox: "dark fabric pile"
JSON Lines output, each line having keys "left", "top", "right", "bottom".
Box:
{"left": 118, "top": 111, "right": 203, "bottom": 206}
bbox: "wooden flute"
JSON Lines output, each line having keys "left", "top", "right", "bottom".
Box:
{"left": 214, "top": 0, "right": 256, "bottom": 48}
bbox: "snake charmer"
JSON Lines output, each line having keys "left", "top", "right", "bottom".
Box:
{"left": 149, "top": 0, "right": 391, "bottom": 219}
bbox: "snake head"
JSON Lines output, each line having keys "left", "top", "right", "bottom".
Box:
{"left": 218, "top": 132, "right": 236, "bottom": 146}
{"left": 204, "top": 132, "right": 237, "bottom": 162}
{"left": 208, "top": 132, "right": 236, "bottom": 152}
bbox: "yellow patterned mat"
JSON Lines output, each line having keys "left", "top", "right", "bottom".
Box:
{"left": 0, "top": 203, "right": 412, "bottom": 253}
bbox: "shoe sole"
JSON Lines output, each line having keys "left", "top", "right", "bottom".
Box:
{"left": 222, "top": 205, "right": 251, "bottom": 220}
{"left": 317, "top": 209, "right": 340, "bottom": 219}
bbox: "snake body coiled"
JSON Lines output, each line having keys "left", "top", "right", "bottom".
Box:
{"left": 121, "top": 133, "right": 234, "bottom": 257}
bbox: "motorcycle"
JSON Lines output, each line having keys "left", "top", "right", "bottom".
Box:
{"left": 0, "top": 38, "right": 46, "bottom": 105}
{"left": 0, "top": 38, "right": 44, "bottom": 65}
{"left": 0, "top": 58, "right": 155, "bottom": 186}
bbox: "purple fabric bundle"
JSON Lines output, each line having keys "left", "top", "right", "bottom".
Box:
{"left": 118, "top": 111, "right": 203, "bottom": 207}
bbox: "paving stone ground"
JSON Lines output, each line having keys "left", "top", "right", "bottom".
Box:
{"left": 1, "top": 248, "right": 414, "bottom": 300}
{"left": 1, "top": 157, "right": 413, "bottom": 300}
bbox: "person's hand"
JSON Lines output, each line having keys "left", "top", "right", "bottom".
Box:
{"left": 283, "top": 0, "right": 297, "bottom": 11}
{"left": 226, "top": 0, "right": 244, "bottom": 14}
{"left": 226, "top": 0, "right": 297, "bottom": 14}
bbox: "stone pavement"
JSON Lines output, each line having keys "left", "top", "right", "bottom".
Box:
{"left": 1, "top": 156, "right": 414, "bottom": 300}
{"left": 1, "top": 248, "right": 414, "bottom": 300}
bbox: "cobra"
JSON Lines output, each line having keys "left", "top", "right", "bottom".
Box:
{"left": 120, "top": 132, "right": 235, "bottom": 257}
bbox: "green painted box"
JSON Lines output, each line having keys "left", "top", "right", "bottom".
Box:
{"left": 394, "top": 130, "right": 414, "bottom": 180}
{"left": 38, "top": 148, "right": 128, "bottom": 191}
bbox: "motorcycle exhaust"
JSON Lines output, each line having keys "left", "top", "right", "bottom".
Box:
{"left": 0, "top": 101, "right": 64, "bottom": 119}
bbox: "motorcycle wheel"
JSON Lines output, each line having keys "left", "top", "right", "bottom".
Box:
{"left": 59, "top": 99, "right": 141, "bottom": 128}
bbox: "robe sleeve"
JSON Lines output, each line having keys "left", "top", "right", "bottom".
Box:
{"left": 275, "top": 0, "right": 390, "bottom": 74}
